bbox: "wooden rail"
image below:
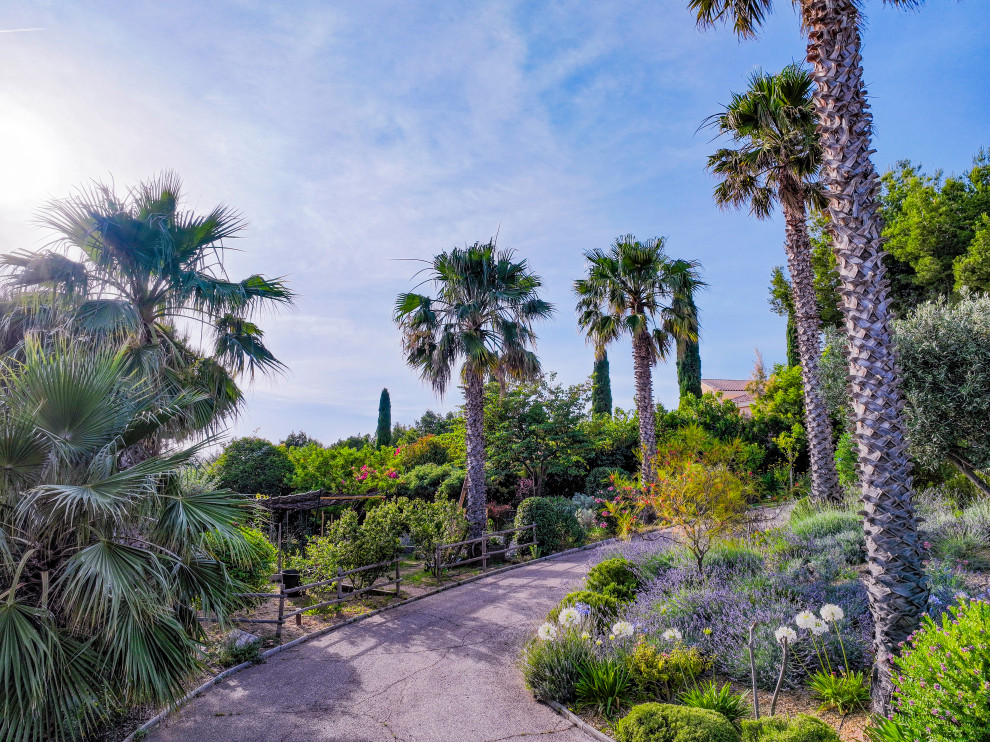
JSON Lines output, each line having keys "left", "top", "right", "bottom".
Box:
{"left": 203, "top": 556, "right": 403, "bottom": 639}
{"left": 434, "top": 523, "right": 536, "bottom": 578}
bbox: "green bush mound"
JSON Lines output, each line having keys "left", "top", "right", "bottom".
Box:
{"left": 741, "top": 715, "right": 839, "bottom": 742}
{"left": 888, "top": 598, "right": 990, "bottom": 741}
{"left": 515, "top": 496, "right": 585, "bottom": 555}
{"left": 614, "top": 703, "right": 740, "bottom": 742}
{"left": 548, "top": 590, "right": 620, "bottom": 629}
{"left": 586, "top": 556, "right": 642, "bottom": 601}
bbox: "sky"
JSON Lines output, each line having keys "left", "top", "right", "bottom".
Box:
{"left": 0, "top": 1, "right": 987, "bottom": 445}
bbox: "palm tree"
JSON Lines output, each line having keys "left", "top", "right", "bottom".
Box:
{"left": 574, "top": 235, "right": 703, "bottom": 483}
{"left": 0, "top": 342, "right": 254, "bottom": 742}
{"left": 394, "top": 241, "right": 554, "bottom": 538}
{"left": 707, "top": 64, "right": 842, "bottom": 504}
{"left": 1, "top": 171, "right": 294, "bottom": 442}
{"left": 688, "top": 0, "right": 928, "bottom": 713}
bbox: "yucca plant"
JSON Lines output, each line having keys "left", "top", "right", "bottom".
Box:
{"left": 0, "top": 342, "right": 254, "bottom": 742}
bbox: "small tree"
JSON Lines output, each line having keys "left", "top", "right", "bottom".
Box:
{"left": 642, "top": 435, "right": 750, "bottom": 573}
{"left": 213, "top": 437, "right": 294, "bottom": 495}
{"left": 893, "top": 294, "right": 990, "bottom": 497}
{"left": 376, "top": 388, "right": 392, "bottom": 448}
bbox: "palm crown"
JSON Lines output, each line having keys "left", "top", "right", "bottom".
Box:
{"left": 574, "top": 235, "right": 703, "bottom": 362}
{"left": 0, "top": 343, "right": 253, "bottom": 741}
{"left": 706, "top": 64, "right": 824, "bottom": 217}
{"left": 688, "top": 0, "right": 922, "bottom": 39}
{"left": 2, "top": 172, "right": 294, "bottom": 380}
{"left": 394, "top": 242, "right": 555, "bottom": 391}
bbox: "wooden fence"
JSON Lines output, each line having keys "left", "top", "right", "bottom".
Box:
{"left": 434, "top": 523, "right": 536, "bottom": 577}
{"left": 205, "top": 557, "right": 402, "bottom": 640}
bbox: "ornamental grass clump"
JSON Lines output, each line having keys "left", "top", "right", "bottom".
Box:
{"left": 884, "top": 596, "right": 990, "bottom": 741}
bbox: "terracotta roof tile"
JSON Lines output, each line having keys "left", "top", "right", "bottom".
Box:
{"left": 701, "top": 378, "right": 750, "bottom": 392}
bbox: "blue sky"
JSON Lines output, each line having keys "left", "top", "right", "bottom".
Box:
{"left": 1, "top": 1, "right": 987, "bottom": 444}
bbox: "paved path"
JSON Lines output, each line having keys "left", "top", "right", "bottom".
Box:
{"left": 147, "top": 549, "right": 604, "bottom": 742}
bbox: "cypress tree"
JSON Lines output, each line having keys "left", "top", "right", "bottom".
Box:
{"left": 676, "top": 293, "right": 702, "bottom": 400}
{"left": 676, "top": 337, "right": 702, "bottom": 400}
{"left": 591, "top": 351, "right": 613, "bottom": 417}
{"left": 376, "top": 388, "right": 392, "bottom": 448}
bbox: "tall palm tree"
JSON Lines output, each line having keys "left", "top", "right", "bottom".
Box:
{"left": 574, "top": 235, "right": 703, "bottom": 483}
{"left": 0, "top": 342, "right": 253, "bottom": 742}
{"left": 688, "top": 0, "right": 928, "bottom": 713}
{"left": 707, "top": 64, "right": 842, "bottom": 504}
{"left": 1, "top": 171, "right": 294, "bottom": 442}
{"left": 394, "top": 241, "right": 554, "bottom": 538}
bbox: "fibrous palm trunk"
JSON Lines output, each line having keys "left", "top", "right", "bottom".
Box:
{"left": 803, "top": 0, "right": 929, "bottom": 714}
{"left": 632, "top": 332, "right": 657, "bottom": 483}
{"left": 779, "top": 178, "right": 843, "bottom": 504}
{"left": 463, "top": 371, "right": 487, "bottom": 539}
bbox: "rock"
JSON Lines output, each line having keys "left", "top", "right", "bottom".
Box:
{"left": 225, "top": 629, "right": 260, "bottom": 650}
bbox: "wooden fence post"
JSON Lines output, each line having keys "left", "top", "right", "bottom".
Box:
{"left": 394, "top": 558, "right": 400, "bottom": 597}
{"left": 336, "top": 566, "right": 343, "bottom": 603}
{"left": 275, "top": 523, "right": 285, "bottom": 641}
{"left": 435, "top": 544, "right": 441, "bottom": 582}
{"left": 481, "top": 534, "right": 488, "bottom": 572}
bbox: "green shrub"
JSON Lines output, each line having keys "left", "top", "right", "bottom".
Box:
{"left": 395, "top": 462, "right": 460, "bottom": 500}
{"left": 680, "top": 682, "right": 750, "bottom": 729}
{"left": 741, "top": 715, "right": 839, "bottom": 742}
{"left": 213, "top": 437, "right": 294, "bottom": 495}
{"left": 514, "top": 497, "right": 585, "bottom": 556}
{"left": 628, "top": 642, "right": 711, "bottom": 700}
{"left": 437, "top": 468, "right": 465, "bottom": 499}
{"left": 204, "top": 525, "right": 277, "bottom": 591}
{"left": 576, "top": 656, "right": 633, "bottom": 717}
{"left": 889, "top": 598, "right": 990, "bottom": 741}
{"left": 586, "top": 557, "right": 642, "bottom": 601}
{"left": 791, "top": 510, "right": 861, "bottom": 541}
{"left": 548, "top": 590, "right": 620, "bottom": 630}
{"left": 398, "top": 434, "right": 451, "bottom": 467}
{"left": 520, "top": 629, "right": 593, "bottom": 703}
{"left": 637, "top": 548, "right": 690, "bottom": 579}
{"left": 614, "top": 703, "right": 740, "bottom": 742}
{"left": 834, "top": 431, "right": 858, "bottom": 489}
{"left": 406, "top": 498, "right": 468, "bottom": 569}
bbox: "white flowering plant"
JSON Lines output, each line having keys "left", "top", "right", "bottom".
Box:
{"left": 792, "top": 603, "right": 869, "bottom": 714}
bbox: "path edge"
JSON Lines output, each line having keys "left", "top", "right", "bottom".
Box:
{"left": 122, "top": 536, "right": 619, "bottom": 741}
{"left": 545, "top": 701, "right": 618, "bottom": 742}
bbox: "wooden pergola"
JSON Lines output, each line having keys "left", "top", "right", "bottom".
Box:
{"left": 257, "top": 490, "right": 384, "bottom": 512}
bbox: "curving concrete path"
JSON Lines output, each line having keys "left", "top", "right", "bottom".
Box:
{"left": 146, "top": 549, "right": 605, "bottom": 742}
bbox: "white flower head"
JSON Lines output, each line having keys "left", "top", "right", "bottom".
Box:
{"left": 537, "top": 622, "right": 557, "bottom": 641}
{"left": 661, "top": 628, "right": 683, "bottom": 642}
{"left": 774, "top": 626, "right": 798, "bottom": 645}
{"left": 558, "top": 607, "right": 581, "bottom": 627}
{"left": 611, "top": 621, "right": 635, "bottom": 639}
{"left": 795, "top": 610, "right": 817, "bottom": 629}
{"left": 820, "top": 604, "right": 844, "bottom": 622}
{"left": 810, "top": 618, "right": 829, "bottom": 637}
{"left": 581, "top": 631, "right": 591, "bottom": 640}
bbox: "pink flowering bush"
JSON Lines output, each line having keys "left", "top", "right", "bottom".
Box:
{"left": 885, "top": 596, "right": 990, "bottom": 741}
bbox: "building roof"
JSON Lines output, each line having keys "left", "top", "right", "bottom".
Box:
{"left": 701, "top": 378, "right": 750, "bottom": 392}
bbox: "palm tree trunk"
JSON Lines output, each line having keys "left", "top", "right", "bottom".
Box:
{"left": 779, "top": 181, "right": 843, "bottom": 504}
{"left": 803, "top": 0, "right": 929, "bottom": 714}
{"left": 632, "top": 332, "right": 657, "bottom": 483}
{"left": 463, "top": 371, "right": 487, "bottom": 540}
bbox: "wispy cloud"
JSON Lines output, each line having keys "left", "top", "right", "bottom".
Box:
{"left": 0, "top": 0, "right": 985, "bottom": 443}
